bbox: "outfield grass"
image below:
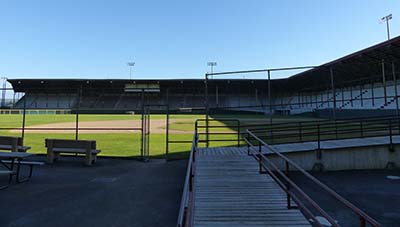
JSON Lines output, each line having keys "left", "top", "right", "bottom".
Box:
{"left": 0, "top": 113, "right": 320, "bottom": 159}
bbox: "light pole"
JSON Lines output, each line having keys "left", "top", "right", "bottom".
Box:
{"left": 127, "top": 62, "right": 135, "bottom": 80}
{"left": 207, "top": 62, "right": 217, "bottom": 79}
{"left": 1, "top": 77, "right": 7, "bottom": 107}
{"left": 380, "top": 14, "right": 393, "bottom": 40}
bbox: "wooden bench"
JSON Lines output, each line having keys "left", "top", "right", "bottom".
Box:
{"left": 0, "top": 136, "right": 31, "bottom": 152}
{"left": 45, "top": 139, "right": 101, "bottom": 166}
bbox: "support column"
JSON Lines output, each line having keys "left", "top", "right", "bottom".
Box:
{"left": 341, "top": 87, "right": 344, "bottom": 106}
{"left": 298, "top": 92, "right": 301, "bottom": 108}
{"left": 371, "top": 82, "right": 375, "bottom": 106}
{"left": 382, "top": 59, "right": 388, "bottom": 105}
{"left": 268, "top": 70, "right": 272, "bottom": 125}
{"left": 327, "top": 89, "right": 330, "bottom": 108}
{"left": 315, "top": 92, "right": 318, "bottom": 109}
{"left": 215, "top": 84, "right": 219, "bottom": 107}
{"left": 330, "top": 67, "right": 336, "bottom": 119}
{"left": 320, "top": 92, "right": 323, "bottom": 108}
{"left": 392, "top": 62, "right": 399, "bottom": 119}
{"left": 350, "top": 86, "right": 353, "bottom": 107}
{"left": 255, "top": 88, "right": 258, "bottom": 107}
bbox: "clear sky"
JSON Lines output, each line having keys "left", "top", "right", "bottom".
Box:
{"left": 1, "top": 0, "right": 400, "bottom": 80}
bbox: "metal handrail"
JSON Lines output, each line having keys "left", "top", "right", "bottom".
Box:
{"left": 172, "top": 115, "right": 400, "bottom": 150}
{"left": 176, "top": 131, "right": 198, "bottom": 227}
{"left": 247, "top": 117, "right": 399, "bottom": 146}
{"left": 195, "top": 118, "right": 241, "bottom": 147}
{"left": 242, "top": 114, "right": 398, "bottom": 128}
{"left": 245, "top": 129, "right": 381, "bottom": 227}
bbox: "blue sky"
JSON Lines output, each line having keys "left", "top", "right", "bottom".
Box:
{"left": 0, "top": 0, "right": 400, "bottom": 80}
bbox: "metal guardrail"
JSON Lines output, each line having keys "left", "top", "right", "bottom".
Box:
{"left": 170, "top": 115, "right": 400, "bottom": 153}
{"left": 245, "top": 115, "right": 400, "bottom": 149}
{"left": 176, "top": 131, "right": 198, "bottom": 227}
{"left": 244, "top": 130, "right": 381, "bottom": 227}
{"left": 168, "top": 118, "right": 241, "bottom": 148}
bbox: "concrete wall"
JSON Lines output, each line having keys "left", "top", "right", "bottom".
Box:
{"left": 313, "top": 109, "right": 397, "bottom": 119}
{"left": 267, "top": 144, "right": 399, "bottom": 171}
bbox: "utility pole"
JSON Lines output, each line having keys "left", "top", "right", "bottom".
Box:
{"left": 381, "top": 14, "right": 393, "bottom": 40}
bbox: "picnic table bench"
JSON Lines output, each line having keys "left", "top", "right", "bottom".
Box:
{"left": 0, "top": 136, "right": 31, "bottom": 152}
{"left": 45, "top": 139, "right": 101, "bottom": 166}
{"left": 0, "top": 170, "right": 14, "bottom": 190}
{"left": 0, "top": 152, "right": 43, "bottom": 189}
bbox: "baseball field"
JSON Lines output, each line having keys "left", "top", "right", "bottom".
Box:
{"left": 0, "top": 113, "right": 320, "bottom": 159}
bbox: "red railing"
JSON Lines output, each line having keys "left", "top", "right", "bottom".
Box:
{"left": 244, "top": 129, "right": 381, "bottom": 227}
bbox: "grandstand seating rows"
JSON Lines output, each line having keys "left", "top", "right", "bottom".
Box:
{"left": 12, "top": 82, "right": 400, "bottom": 113}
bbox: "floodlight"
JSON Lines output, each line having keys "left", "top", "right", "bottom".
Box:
{"left": 380, "top": 14, "right": 393, "bottom": 40}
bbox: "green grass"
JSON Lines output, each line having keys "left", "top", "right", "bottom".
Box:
{"left": 0, "top": 113, "right": 321, "bottom": 159}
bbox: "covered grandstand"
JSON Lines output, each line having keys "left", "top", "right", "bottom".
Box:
{"left": 3, "top": 35, "right": 400, "bottom": 118}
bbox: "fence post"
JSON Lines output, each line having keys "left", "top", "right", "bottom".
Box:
{"left": 334, "top": 120, "right": 338, "bottom": 140}
{"left": 271, "top": 129, "right": 274, "bottom": 144}
{"left": 21, "top": 94, "right": 26, "bottom": 140}
{"left": 258, "top": 141, "right": 262, "bottom": 173}
{"left": 247, "top": 131, "right": 250, "bottom": 155}
{"left": 389, "top": 119, "right": 394, "bottom": 152}
{"left": 317, "top": 124, "right": 321, "bottom": 159}
{"left": 189, "top": 166, "right": 193, "bottom": 192}
{"left": 299, "top": 122, "right": 302, "bottom": 142}
{"left": 359, "top": 217, "right": 366, "bottom": 227}
{"left": 258, "top": 141, "right": 267, "bottom": 174}
{"left": 317, "top": 124, "right": 321, "bottom": 151}
{"left": 285, "top": 160, "right": 292, "bottom": 209}
{"left": 165, "top": 105, "right": 169, "bottom": 160}
{"left": 312, "top": 123, "right": 324, "bottom": 171}
{"left": 237, "top": 120, "right": 240, "bottom": 147}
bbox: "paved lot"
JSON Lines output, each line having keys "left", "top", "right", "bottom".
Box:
{"left": 1, "top": 154, "right": 399, "bottom": 227}
{"left": 0, "top": 156, "right": 187, "bottom": 227}
{"left": 292, "top": 169, "right": 400, "bottom": 227}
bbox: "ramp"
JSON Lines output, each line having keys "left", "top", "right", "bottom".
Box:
{"left": 193, "top": 147, "right": 311, "bottom": 227}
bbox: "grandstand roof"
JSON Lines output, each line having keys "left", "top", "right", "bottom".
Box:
{"left": 8, "top": 35, "right": 400, "bottom": 94}
{"left": 288, "top": 35, "right": 400, "bottom": 91}
{"left": 7, "top": 78, "right": 271, "bottom": 94}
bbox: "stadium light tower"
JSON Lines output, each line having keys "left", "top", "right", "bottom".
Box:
{"left": 380, "top": 14, "right": 393, "bottom": 40}
{"left": 127, "top": 62, "right": 135, "bottom": 80}
{"left": 207, "top": 62, "right": 217, "bottom": 79}
{"left": 1, "top": 77, "right": 7, "bottom": 107}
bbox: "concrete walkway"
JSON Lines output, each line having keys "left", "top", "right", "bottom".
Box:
{"left": 270, "top": 135, "right": 400, "bottom": 153}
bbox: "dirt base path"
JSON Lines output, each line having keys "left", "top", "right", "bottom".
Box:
{"left": 10, "top": 119, "right": 191, "bottom": 134}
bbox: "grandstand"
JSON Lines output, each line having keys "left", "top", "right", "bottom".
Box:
{"left": 4, "top": 36, "right": 400, "bottom": 119}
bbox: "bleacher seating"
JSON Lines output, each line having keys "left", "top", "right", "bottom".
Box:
{"left": 15, "top": 93, "right": 77, "bottom": 109}
{"left": 8, "top": 79, "right": 400, "bottom": 115}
